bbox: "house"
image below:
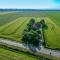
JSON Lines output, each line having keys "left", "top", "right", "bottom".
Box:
{"left": 33, "top": 22, "right": 41, "bottom": 30}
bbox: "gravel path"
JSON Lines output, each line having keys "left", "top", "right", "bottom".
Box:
{"left": 0, "top": 38, "right": 60, "bottom": 58}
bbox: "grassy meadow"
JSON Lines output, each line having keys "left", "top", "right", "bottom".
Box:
{"left": 0, "top": 11, "right": 60, "bottom": 60}
{"left": 45, "top": 11, "right": 60, "bottom": 26}
{"left": 0, "top": 46, "right": 40, "bottom": 60}
{"left": 0, "top": 16, "right": 40, "bottom": 42}
{"left": 0, "top": 11, "right": 60, "bottom": 50}
{"left": 44, "top": 17, "right": 60, "bottom": 50}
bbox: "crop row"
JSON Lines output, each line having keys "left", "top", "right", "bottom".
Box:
{"left": 1, "top": 17, "right": 27, "bottom": 35}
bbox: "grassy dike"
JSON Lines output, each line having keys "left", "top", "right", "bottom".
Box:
{"left": 0, "top": 43, "right": 55, "bottom": 60}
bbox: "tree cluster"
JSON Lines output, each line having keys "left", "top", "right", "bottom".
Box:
{"left": 22, "top": 18, "right": 47, "bottom": 47}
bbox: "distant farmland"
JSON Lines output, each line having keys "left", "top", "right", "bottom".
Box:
{"left": 0, "top": 11, "right": 60, "bottom": 50}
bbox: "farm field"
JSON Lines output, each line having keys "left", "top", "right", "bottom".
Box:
{"left": 44, "top": 17, "right": 60, "bottom": 50}
{"left": 0, "top": 46, "right": 41, "bottom": 60}
{"left": 0, "top": 11, "right": 60, "bottom": 50}
{"left": 0, "top": 12, "right": 20, "bottom": 26}
{"left": 0, "top": 12, "right": 53, "bottom": 60}
{"left": 45, "top": 11, "right": 60, "bottom": 27}
{"left": 0, "top": 12, "right": 17, "bottom": 15}
{"left": 0, "top": 15, "right": 40, "bottom": 42}
{"left": 43, "top": 11, "right": 60, "bottom": 50}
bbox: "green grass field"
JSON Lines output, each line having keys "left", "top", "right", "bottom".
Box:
{"left": 44, "top": 17, "right": 60, "bottom": 50}
{"left": 0, "top": 11, "right": 60, "bottom": 49}
{"left": 0, "top": 15, "right": 41, "bottom": 42}
{"left": 0, "top": 11, "right": 60, "bottom": 60}
{"left": 45, "top": 11, "right": 60, "bottom": 27}
{"left": 0, "top": 47, "right": 40, "bottom": 60}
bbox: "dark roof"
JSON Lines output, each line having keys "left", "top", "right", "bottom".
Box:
{"left": 33, "top": 23, "right": 41, "bottom": 29}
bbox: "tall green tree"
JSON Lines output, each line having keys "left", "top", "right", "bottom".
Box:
{"left": 27, "top": 18, "right": 35, "bottom": 31}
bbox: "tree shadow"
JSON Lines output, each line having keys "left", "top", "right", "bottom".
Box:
{"left": 23, "top": 43, "right": 36, "bottom": 52}
{"left": 43, "top": 24, "right": 48, "bottom": 30}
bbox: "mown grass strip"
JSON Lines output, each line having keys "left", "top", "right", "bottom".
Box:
{"left": 14, "top": 17, "right": 31, "bottom": 36}
{"left": 0, "top": 17, "right": 27, "bottom": 34}
{"left": 0, "top": 17, "right": 23, "bottom": 32}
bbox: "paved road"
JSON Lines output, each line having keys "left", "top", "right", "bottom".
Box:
{"left": 0, "top": 38, "right": 60, "bottom": 58}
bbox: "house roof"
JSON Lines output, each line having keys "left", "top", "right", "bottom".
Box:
{"left": 33, "top": 22, "right": 41, "bottom": 29}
